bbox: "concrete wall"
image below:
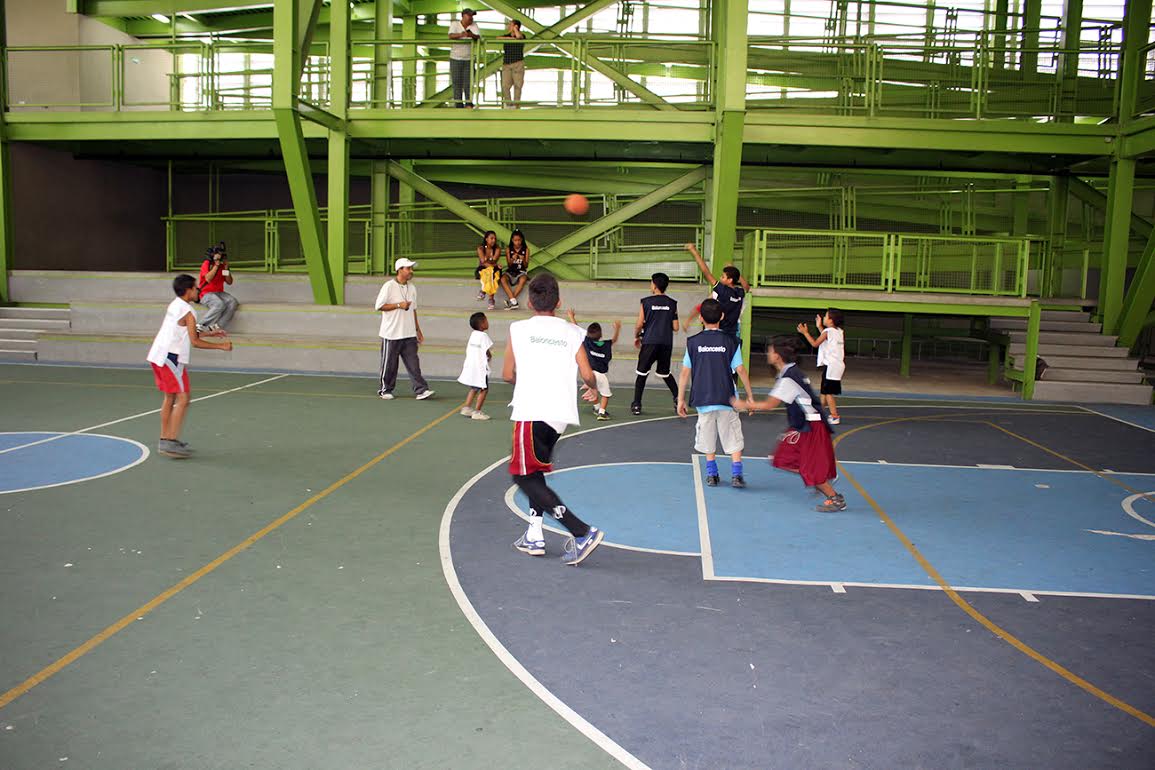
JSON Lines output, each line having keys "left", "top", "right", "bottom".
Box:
{"left": 10, "top": 144, "right": 167, "bottom": 270}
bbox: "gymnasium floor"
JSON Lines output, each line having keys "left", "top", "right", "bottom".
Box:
{"left": 0, "top": 363, "right": 1152, "bottom": 769}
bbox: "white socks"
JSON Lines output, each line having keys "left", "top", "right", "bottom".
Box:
{"left": 526, "top": 514, "right": 545, "bottom": 543}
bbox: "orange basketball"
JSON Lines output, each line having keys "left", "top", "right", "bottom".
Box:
{"left": 564, "top": 193, "right": 589, "bottom": 216}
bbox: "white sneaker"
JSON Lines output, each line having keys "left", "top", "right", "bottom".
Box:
{"left": 379, "top": 393, "right": 395, "bottom": 400}
{"left": 415, "top": 390, "right": 435, "bottom": 400}
{"left": 830, "top": 416, "right": 841, "bottom": 425}
{"left": 470, "top": 411, "right": 491, "bottom": 421}
{"left": 460, "top": 406, "right": 475, "bottom": 416}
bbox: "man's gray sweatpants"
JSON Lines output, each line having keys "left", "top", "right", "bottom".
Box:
{"left": 200, "top": 290, "right": 239, "bottom": 329}
{"left": 379, "top": 337, "right": 430, "bottom": 395}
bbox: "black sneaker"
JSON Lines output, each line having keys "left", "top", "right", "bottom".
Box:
{"left": 706, "top": 474, "right": 720, "bottom": 486}
{"left": 731, "top": 475, "right": 746, "bottom": 488}
{"left": 630, "top": 403, "right": 641, "bottom": 415}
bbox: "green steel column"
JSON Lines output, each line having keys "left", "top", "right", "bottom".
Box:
{"left": 0, "top": 0, "right": 11, "bottom": 303}
{"left": 371, "top": 161, "right": 388, "bottom": 274}
{"left": 900, "top": 313, "right": 913, "bottom": 377}
{"left": 1046, "top": 175, "right": 1070, "bottom": 297}
{"left": 273, "top": 0, "right": 335, "bottom": 305}
{"left": 1100, "top": 157, "right": 1136, "bottom": 332}
{"left": 1022, "top": 300, "right": 1041, "bottom": 400}
{"left": 401, "top": 15, "right": 417, "bottom": 108}
{"left": 706, "top": 0, "right": 748, "bottom": 271}
{"left": 1118, "top": 0, "right": 1154, "bottom": 121}
{"left": 326, "top": 0, "right": 350, "bottom": 304}
{"left": 372, "top": 0, "right": 393, "bottom": 107}
{"left": 739, "top": 286, "right": 753, "bottom": 374}
{"left": 1057, "top": 0, "right": 1083, "bottom": 121}
{"left": 992, "top": 0, "right": 1009, "bottom": 70}
{"left": 1021, "top": 0, "right": 1042, "bottom": 75}
{"left": 1115, "top": 229, "right": 1155, "bottom": 347}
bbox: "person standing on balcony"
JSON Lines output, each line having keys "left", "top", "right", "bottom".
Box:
{"left": 448, "top": 8, "right": 481, "bottom": 108}
{"left": 499, "top": 19, "right": 526, "bottom": 108}
{"left": 196, "top": 242, "right": 239, "bottom": 333}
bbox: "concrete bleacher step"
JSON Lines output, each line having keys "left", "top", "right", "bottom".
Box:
{"left": 1040, "top": 310, "right": 1091, "bottom": 322}
{"left": 35, "top": 330, "right": 662, "bottom": 386}
{"left": 0, "top": 328, "right": 40, "bottom": 341}
{"left": 1031, "top": 380, "right": 1153, "bottom": 405}
{"left": 1008, "top": 341, "right": 1130, "bottom": 358}
{"left": 0, "top": 307, "right": 72, "bottom": 321}
{"left": 990, "top": 317, "right": 1102, "bottom": 333}
{"left": 1006, "top": 330, "right": 1118, "bottom": 346}
{"left": 1009, "top": 352, "right": 1140, "bottom": 371}
{"left": 1042, "top": 368, "right": 1147, "bottom": 384}
{"left": 0, "top": 317, "right": 71, "bottom": 331}
{"left": 0, "top": 349, "right": 37, "bottom": 362}
{"left": 67, "top": 301, "right": 639, "bottom": 345}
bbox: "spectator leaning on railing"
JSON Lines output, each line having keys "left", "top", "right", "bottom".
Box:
{"left": 448, "top": 8, "right": 481, "bottom": 109}
{"left": 499, "top": 19, "right": 526, "bottom": 108}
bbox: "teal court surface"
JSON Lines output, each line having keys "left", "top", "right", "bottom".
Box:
{"left": 1, "top": 363, "right": 1154, "bottom": 768}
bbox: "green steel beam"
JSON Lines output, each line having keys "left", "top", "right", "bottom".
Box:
{"left": 537, "top": 166, "right": 708, "bottom": 268}
{"left": 297, "top": 101, "right": 346, "bottom": 132}
{"left": 900, "top": 313, "right": 913, "bottom": 377}
{"left": 1057, "top": 0, "right": 1083, "bottom": 122}
{"left": 0, "top": 0, "right": 10, "bottom": 304}
{"left": 748, "top": 292, "right": 1032, "bottom": 318}
{"left": 1117, "top": 0, "right": 1154, "bottom": 122}
{"left": 1021, "top": 300, "right": 1041, "bottom": 400}
{"left": 1100, "top": 157, "right": 1136, "bottom": 332}
{"left": 371, "top": 160, "right": 388, "bottom": 273}
{"left": 1069, "top": 176, "right": 1153, "bottom": 239}
{"left": 274, "top": 0, "right": 336, "bottom": 305}
{"left": 326, "top": 0, "right": 351, "bottom": 304}
{"left": 384, "top": 160, "right": 583, "bottom": 279}
{"left": 706, "top": 0, "right": 747, "bottom": 271}
{"left": 1121, "top": 122, "right": 1155, "bottom": 157}
{"left": 1115, "top": 228, "right": 1155, "bottom": 347}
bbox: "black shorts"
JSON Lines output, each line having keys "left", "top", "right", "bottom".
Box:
{"left": 505, "top": 265, "right": 526, "bottom": 281}
{"left": 819, "top": 366, "right": 842, "bottom": 395}
{"left": 635, "top": 343, "right": 674, "bottom": 376}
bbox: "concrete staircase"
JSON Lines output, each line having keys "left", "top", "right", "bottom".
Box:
{"left": 12, "top": 272, "right": 706, "bottom": 385}
{"left": 0, "top": 306, "right": 71, "bottom": 362}
{"left": 993, "top": 310, "right": 1152, "bottom": 405}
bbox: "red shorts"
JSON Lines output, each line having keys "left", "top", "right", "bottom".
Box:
{"left": 150, "top": 360, "right": 190, "bottom": 394}
{"left": 771, "top": 426, "right": 837, "bottom": 487}
{"left": 509, "top": 421, "right": 558, "bottom": 476}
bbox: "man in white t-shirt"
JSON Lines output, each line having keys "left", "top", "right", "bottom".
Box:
{"left": 503, "top": 273, "right": 605, "bottom": 566}
{"left": 146, "top": 274, "right": 232, "bottom": 458}
{"left": 447, "top": 8, "right": 481, "bottom": 108}
{"left": 374, "top": 258, "right": 434, "bottom": 400}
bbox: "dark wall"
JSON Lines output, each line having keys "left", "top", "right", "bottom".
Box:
{"left": 173, "top": 172, "right": 371, "bottom": 215}
{"left": 11, "top": 143, "right": 167, "bottom": 270}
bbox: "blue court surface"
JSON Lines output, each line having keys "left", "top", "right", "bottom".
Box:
{"left": 509, "top": 455, "right": 1155, "bottom": 598}
{"left": 0, "top": 432, "right": 148, "bottom": 494}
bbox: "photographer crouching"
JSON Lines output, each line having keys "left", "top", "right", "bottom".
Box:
{"left": 196, "top": 242, "right": 240, "bottom": 333}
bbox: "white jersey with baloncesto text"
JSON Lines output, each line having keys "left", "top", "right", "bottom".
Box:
{"left": 508, "top": 314, "right": 585, "bottom": 427}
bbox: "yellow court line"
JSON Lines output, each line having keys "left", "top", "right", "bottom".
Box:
{"left": 0, "top": 378, "right": 386, "bottom": 400}
{"left": 834, "top": 415, "right": 1155, "bottom": 729}
{"left": 0, "top": 403, "right": 462, "bottom": 712}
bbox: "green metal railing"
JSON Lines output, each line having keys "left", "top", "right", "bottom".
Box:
{"left": 745, "top": 228, "right": 1029, "bottom": 296}
{"left": 746, "top": 32, "right": 1121, "bottom": 120}
{"left": 1138, "top": 41, "right": 1155, "bottom": 118}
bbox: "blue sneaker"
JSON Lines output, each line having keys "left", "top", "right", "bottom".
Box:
{"left": 562, "top": 527, "right": 605, "bottom": 566}
{"left": 513, "top": 533, "right": 545, "bottom": 556}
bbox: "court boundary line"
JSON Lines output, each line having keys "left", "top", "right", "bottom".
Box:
{"left": 1077, "top": 405, "right": 1155, "bottom": 434}
{"left": 838, "top": 460, "right": 1155, "bottom": 477}
{"left": 0, "top": 432, "right": 150, "bottom": 495}
{"left": 502, "top": 462, "right": 699, "bottom": 557}
{"left": 0, "top": 373, "right": 289, "bottom": 456}
{"left": 0, "top": 403, "right": 461, "bottom": 712}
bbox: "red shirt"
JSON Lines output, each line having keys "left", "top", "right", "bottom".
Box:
{"left": 198, "top": 260, "right": 226, "bottom": 294}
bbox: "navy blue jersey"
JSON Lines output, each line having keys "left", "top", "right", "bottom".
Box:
{"left": 685, "top": 329, "right": 741, "bottom": 408}
{"left": 711, "top": 282, "right": 746, "bottom": 337}
{"left": 639, "top": 295, "right": 678, "bottom": 347}
{"left": 769, "top": 363, "right": 831, "bottom": 433}
{"left": 583, "top": 337, "right": 613, "bottom": 374}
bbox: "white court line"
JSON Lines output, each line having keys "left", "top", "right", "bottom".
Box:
{"left": 1021, "top": 592, "right": 1039, "bottom": 602}
{"left": 501, "top": 462, "right": 699, "bottom": 557}
{"left": 691, "top": 454, "right": 716, "bottom": 581}
{"left": 0, "top": 373, "right": 289, "bottom": 457}
{"left": 0, "top": 433, "right": 151, "bottom": 495}
{"left": 1121, "top": 492, "right": 1155, "bottom": 529}
{"left": 1078, "top": 405, "right": 1155, "bottom": 434}
{"left": 840, "top": 460, "right": 1155, "bottom": 477}
{"left": 439, "top": 458, "right": 651, "bottom": 770}
{"left": 836, "top": 405, "right": 1089, "bottom": 414}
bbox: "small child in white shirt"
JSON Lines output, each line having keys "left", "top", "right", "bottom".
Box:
{"left": 458, "top": 311, "right": 494, "bottom": 420}
{"left": 798, "top": 308, "right": 845, "bottom": 425}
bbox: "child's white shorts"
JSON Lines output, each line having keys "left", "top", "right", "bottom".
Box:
{"left": 593, "top": 371, "right": 612, "bottom": 398}
{"left": 694, "top": 409, "right": 744, "bottom": 455}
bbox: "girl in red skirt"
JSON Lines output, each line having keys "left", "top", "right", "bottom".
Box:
{"left": 732, "top": 336, "right": 845, "bottom": 512}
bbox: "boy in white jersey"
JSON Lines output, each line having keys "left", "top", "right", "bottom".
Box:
{"left": 458, "top": 311, "right": 493, "bottom": 420}
{"left": 503, "top": 274, "right": 606, "bottom": 565}
{"left": 797, "top": 308, "right": 845, "bottom": 424}
{"left": 146, "top": 274, "right": 233, "bottom": 458}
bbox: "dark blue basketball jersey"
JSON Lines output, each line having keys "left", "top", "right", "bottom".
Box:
{"left": 685, "top": 329, "right": 740, "bottom": 408}
{"left": 582, "top": 337, "right": 613, "bottom": 374}
{"left": 639, "top": 295, "right": 678, "bottom": 347}
{"left": 711, "top": 282, "right": 745, "bottom": 337}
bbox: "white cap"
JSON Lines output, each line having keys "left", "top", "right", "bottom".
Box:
{"left": 394, "top": 258, "right": 418, "bottom": 270}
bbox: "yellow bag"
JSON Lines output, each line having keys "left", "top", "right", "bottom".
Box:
{"left": 479, "top": 265, "right": 500, "bottom": 295}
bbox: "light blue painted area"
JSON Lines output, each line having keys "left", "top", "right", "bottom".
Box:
{"left": 0, "top": 432, "right": 147, "bottom": 494}
{"left": 511, "top": 463, "right": 700, "bottom": 554}
{"left": 845, "top": 465, "right": 1155, "bottom": 596}
{"left": 699, "top": 457, "right": 934, "bottom": 586}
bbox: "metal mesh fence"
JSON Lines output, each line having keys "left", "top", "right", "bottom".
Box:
{"left": 893, "top": 235, "right": 1025, "bottom": 295}
{"left": 750, "top": 230, "right": 890, "bottom": 289}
